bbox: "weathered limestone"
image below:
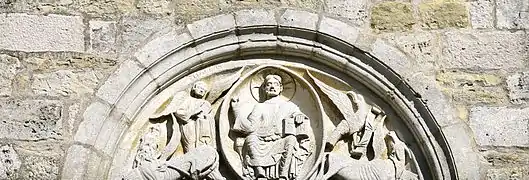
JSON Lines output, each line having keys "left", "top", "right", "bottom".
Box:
{"left": 95, "top": 60, "right": 144, "bottom": 104}
{"left": 0, "top": 145, "right": 21, "bottom": 179}
{"left": 32, "top": 70, "right": 101, "bottom": 97}
{"left": 234, "top": 9, "right": 276, "bottom": 27}
{"left": 507, "top": 72, "right": 529, "bottom": 104}
{"left": 470, "top": 106, "right": 529, "bottom": 147}
{"left": 469, "top": 0, "right": 494, "bottom": 29}
{"left": 118, "top": 17, "right": 173, "bottom": 57}
{"left": 382, "top": 32, "right": 440, "bottom": 72}
{"left": 496, "top": 0, "right": 529, "bottom": 29}
{"left": 419, "top": 1, "right": 469, "bottom": 29}
{"left": 61, "top": 145, "right": 92, "bottom": 180}
{"left": 0, "top": 99, "right": 63, "bottom": 140}
{"left": 325, "top": 0, "right": 369, "bottom": 26}
{"left": 437, "top": 71, "right": 507, "bottom": 105}
{"left": 370, "top": 2, "right": 415, "bottom": 32}
{"left": 136, "top": 0, "right": 172, "bottom": 15}
{"left": 319, "top": 17, "right": 360, "bottom": 45}
{"left": 89, "top": 21, "right": 118, "bottom": 57}
{"left": 0, "top": 54, "right": 21, "bottom": 97}
{"left": 483, "top": 148, "right": 529, "bottom": 179}
{"left": 74, "top": 101, "right": 111, "bottom": 145}
{"left": 371, "top": 39, "right": 415, "bottom": 78}
{"left": 0, "top": 13, "right": 84, "bottom": 52}
{"left": 441, "top": 31, "right": 528, "bottom": 70}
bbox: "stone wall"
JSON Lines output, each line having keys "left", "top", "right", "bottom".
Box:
{"left": 0, "top": 0, "right": 527, "bottom": 179}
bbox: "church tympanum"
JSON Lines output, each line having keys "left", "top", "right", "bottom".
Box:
{"left": 120, "top": 60, "right": 425, "bottom": 180}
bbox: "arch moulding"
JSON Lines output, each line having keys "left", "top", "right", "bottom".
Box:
{"left": 62, "top": 9, "right": 473, "bottom": 180}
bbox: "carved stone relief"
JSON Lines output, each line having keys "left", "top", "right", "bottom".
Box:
{"left": 119, "top": 60, "right": 426, "bottom": 180}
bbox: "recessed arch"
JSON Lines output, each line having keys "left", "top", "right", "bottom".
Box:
{"left": 62, "top": 9, "right": 464, "bottom": 180}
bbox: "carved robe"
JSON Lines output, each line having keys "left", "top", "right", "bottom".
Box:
{"left": 174, "top": 97, "right": 214, "bottom": 153}
{"left": 242, "top": 98, "right": 303, "bottom": 168}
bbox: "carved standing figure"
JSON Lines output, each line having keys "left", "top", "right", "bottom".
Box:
{"left": 231, "top": 74, "right": 309, "bottom": 180}
{"left": 125, "top": 81, "right": 224, "bottom": 180}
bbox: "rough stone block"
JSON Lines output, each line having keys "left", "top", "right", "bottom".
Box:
{"left": 382, "top": 32, "right": 439, "bottom": 71}
{"left": 174, "top": 0, "right": 225, "bottom": 22}
{"left": 0, "top": 54, "right": 21, "bottom": 97}
{"left": 235, "top": 9, "right": 276, "bottom": 27}
{"left": 469, "top": 0, "right": 494, "bottom": 29}
{"left": 370, "top": 2, "right": 415, "bottom": 32}
{"left": 506, "top": 72, "right": 529, "bottom": 104}
{"left": 61, "top": 145, "right": 91, "bottom": 180}
{"left": 441, "top": 31, "right": 528, "bottom": 70}
{"left": 406, "top": 74, "right": 459, "bottom": 127}
{"left": 136, "top": 0, "right": 172, "bottom": 15}
{"left": 96, "top": 60, "right": 144, "bottom": 104}
{"left": 32, "top": 70, "right": 101, "bottom": 97}
{"left": 94, "top": 117, "right": 128, "bottom": 155}
{"left": 370, "top": 39, "right": 415, "bottom": 78}
{"left": 89, "top": 21, "right": 118, "bottom": 57}
{"left": 0, "top": 13, "right": 84, "bottom": 52}
{"left": 496, "top": 0, "right": 529, "bottom": 29}
{"left": 76, "top": 0, "right": 135, "bottom": 19}
{"left": 469, "top": 106, "right": 529, "bottom": 147}
{"left": 0, "top": 145, "right": 21, "bottom": 179}
{"left": 419, "top": 1, "right": 469, "bottom": 29}
{"left": 436, "top": 71, "right": 507, "bottom": 104}
{"left": 187, "top": 14, "right": 235, "bottom": 39}
{"left": 486, "top": 167, "right": 529, "bottom": 180}
{"left": 135, "top": 29, "right": 192, "bottom": 67}
{"left": 325, "top": 0, "right": 369, "bottom": 26}
{"left": 115, "top": 73, "right": 156, "bottom": 119}
{"left": 441, "top": 123, "right": 482, "bottom": 178}
{"left": 319, "top": 16, "right": 360, "bottom": 45}
{"left": 118, "top": 17, "right": 173, "bottom": 57}
{"left": 17, "top": 154, "right": 61, "bottom": 179}
{"left": 0, "top": 99, "right": 63, "bottom": 140}
{"left": 23, "top": 53, "right": 117, "bottom": 71}
{"left": 279, "top": 9, "right": 319, "bottom": 30}
{"left": 74, "top": 101, "right": 111, "bottom": 145}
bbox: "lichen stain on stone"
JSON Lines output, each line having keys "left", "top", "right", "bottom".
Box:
{"left": 419, "top": 0, "right": 469, "bottom": 29}
{"left": 436, "top": 71, "right": 503, "bottom": 87}
{"left": 370, "top": 2, "right": 415, "bottom": 32}
{"left": 154, "top": 96, "right": 173, "bottom": 115}
{"left": 436, "top": 70, "right": 507, "bottom": 104}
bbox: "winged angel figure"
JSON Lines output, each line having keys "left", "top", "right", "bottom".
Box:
{"left": 306, "top": 71, "right": 423, "bottom": 180}
{"left": 124, "top": 67, "right": 246, "bottom": 180}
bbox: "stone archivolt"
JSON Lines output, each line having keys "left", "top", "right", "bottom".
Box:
{"left": 63, "top": 10, "right": 457, "bottom": 180}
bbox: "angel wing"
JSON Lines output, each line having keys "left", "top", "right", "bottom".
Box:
{"left": 307, "top": 71, "right": 363, "bottom": 130}
{"left": 151, "top": 91, "right": 188, "bottom": 119}
{"left": 205, "top": 66, "right": 246, "bottom": 105}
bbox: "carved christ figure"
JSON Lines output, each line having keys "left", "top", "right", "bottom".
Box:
{"left": 231, "top": 74, "right": 308, "bottom": 180}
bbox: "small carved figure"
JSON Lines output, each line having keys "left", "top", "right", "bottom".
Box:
{"left": 125, "top": 81, "right": 224, "bottom": 180}
{"left": 317, "top": 131, "right": 421, "bottom": 180}
{"left": 325, "top": 91, "right": 377, "bottom": 158}
{"left": 231, "top": 74, "right": 310, "bottom": 180}
{"left": 158, "top": 81, "right": 215, "bottom": 160}
{"left": 133, "top": 126, "right": 161, "bottom": 168}
{"left": 125, "top": 145, "right": 225, "bottom": 180}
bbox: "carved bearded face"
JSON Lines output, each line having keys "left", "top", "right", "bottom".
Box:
{"left": 264, "top": 75, "right": 283, "bottom": 98}
{"left": 191, "top": 81, "right": 208, "bottom": 98}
